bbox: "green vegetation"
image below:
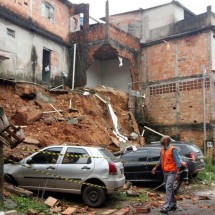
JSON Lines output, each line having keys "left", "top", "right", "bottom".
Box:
{"left": 197, "top": 161, "right": 215, "bottom": 182}
{"left": 113, "top": 191, "right": 147, "bottom": 202}
{"left": 0, "top": 194, "right": 49, "bottom": 214}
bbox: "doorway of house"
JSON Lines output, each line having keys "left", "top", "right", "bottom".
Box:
{"left": 42, "top": 49, "right": 51, "bottom": 83}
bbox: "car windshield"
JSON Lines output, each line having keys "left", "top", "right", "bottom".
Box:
{"left": 99, "top": 148, "right": 119, "bottom": 162}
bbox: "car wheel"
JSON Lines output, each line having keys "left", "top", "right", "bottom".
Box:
{"left": 191, "top": 173, "right": 198, "bottom": 178}
{"left": 82, "top": 186, "right": 106, "bottom": 208}
{"left": 4, "top": 174, "right": 17, "bottom": 186}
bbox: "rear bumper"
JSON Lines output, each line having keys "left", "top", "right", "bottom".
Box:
{"left": 187, "top": 161, "right": 205, "bottom": 175}
{"left": 104, "top": 177, "right": 125, "bottom": 194}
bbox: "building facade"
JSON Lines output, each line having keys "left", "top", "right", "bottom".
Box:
{"left": 107, "top": 1, "right": 215, "bottom": 149}
{"left": 0, "top": 0, "right": 89, "bottom": 86}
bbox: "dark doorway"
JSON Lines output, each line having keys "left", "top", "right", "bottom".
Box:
{"left": 42, "top": 49, "right": 51, "bottom": 83}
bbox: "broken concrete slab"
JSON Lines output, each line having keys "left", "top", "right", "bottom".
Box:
{"left": 4, "top": 210, "right": 18, "bottom": 215}
{"left": 67, "top": 118, "right": 79, "bottom": 125}
{"left": 44, "top": 196, "right": 59, "bottom": 207}
{"left": 129, "top": 132, "right": 139, "bottom": 140}
{"left": 36, "top": 92, "right": 55, "bottom": 104}
{"left": 4, "top": 199, "right": 17, "bottom": 210}
{"left": 23, "top": 137, "right": 40, "bottom": 145}
{"left": 126, "top": 190, "right": 139, "bottom": 197}
{"left": 14, "top": 108, "right": 43, "bottom": 125}
{"left": 5, "top": 185, "right": 33, "bottom": 197}
{"left": 62, "top": 207, "right": 77, "bottom": 215}
{"left": 27, "top": 209, "right": 38, "bottom": 215}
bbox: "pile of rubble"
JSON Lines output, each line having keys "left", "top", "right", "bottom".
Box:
{"left": 0, "top": 82, "right": 143, "bottom": 160}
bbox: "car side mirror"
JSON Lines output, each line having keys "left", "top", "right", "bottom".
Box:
{"left": 27, "top": 158, "right": 33, "bottom": 164}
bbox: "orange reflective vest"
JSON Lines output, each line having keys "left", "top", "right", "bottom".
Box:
{"left": 161, "top": 145, "right": 177, "bottom": 172}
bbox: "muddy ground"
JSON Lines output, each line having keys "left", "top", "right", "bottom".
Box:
{"left": 0, "top": 82, "right": 142, "bottom": 161}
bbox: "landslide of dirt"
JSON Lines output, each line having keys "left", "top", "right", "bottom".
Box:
{"left": 0, "top": 82, "right": 142, "bottom": 160}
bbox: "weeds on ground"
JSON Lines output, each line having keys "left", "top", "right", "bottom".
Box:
{"left": 113, "top": 191, "right": 147, "bottom": 203}
{"left": 197, "top": 162, "right": 215, "bottom": 183}
{"left": 7, "top": 194, "right": 49, "bottom": 214}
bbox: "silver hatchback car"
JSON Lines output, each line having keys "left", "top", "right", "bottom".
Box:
{"left": 4, "top": 145, "right": 125, "bottom": 207}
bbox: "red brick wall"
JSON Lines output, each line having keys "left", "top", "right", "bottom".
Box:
{"left": 142, "top": 32, "right": 213, "bottom": 147}
{"left": 142, "top": 33, "right": 209, "bottom": 82}
{"left": 0, "top": 0, "right": 70, "bottom": 41}
{"left": 109, "top": 24, "right": 140, "bottom": 51}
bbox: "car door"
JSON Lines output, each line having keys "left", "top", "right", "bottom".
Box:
{"left": 122, "top": 149, "right": 149, "bottom": 181}
{"left": 56, "top": 147, "right": 94, "bottom": 192}
{"left": 21, "top": 147, "right": 63, "bottom": 190}
{"left": 148, "top": 148, "right": 163, "bottom": 182}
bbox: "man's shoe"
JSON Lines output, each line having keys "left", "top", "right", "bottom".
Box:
{"left": 160, "top": 208, "right": 169, "bottom": 214}
{"left": 169, "top": 206, "right": 177, "bottom": 211}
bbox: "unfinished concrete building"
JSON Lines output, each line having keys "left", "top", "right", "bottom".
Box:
{"left": 106, "top": 1, "right": 215, "bottom": 150}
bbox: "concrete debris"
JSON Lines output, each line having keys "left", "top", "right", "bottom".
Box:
{"left": 27, "top": 209, "right": 38, "bottom": 215}
{"left": 110, "top": 136, "right": 120, "bottom": 147}
{"left": 44, "top": 196, "right": 59, "bottom": 207}
{"left": 43, "top": 117, "right": 57, "bottom": 125}
{"left": 123, "top": 181, "right": 132, "bottom": 190}
{"left": 129, "top": 132, "right": 139, "bottom": 140}
{"left": 126, "top": 190, "right": 139, "bottom": 197}
{"left": 3, "top": 199, "right": 17, "bottom": 210}
{"left": 62, "top": 207, "right": 77, "bottom": 215}
{"left": 36, "top": 92, "right": 55, "bottom": 103}
{"left": 14, "top": 108, "right": 43, "bottom": 125}
{"left": 5, "top": 184, "right": 33, "bottom": 197}
{"left": 23, "top": 137, "right": 40, "bottom": 145}
{"left": 4, "top": 210, "right": 18, "bottom": 215}
{"left": 67, "top": 118, "right": 79, "bottom": 125}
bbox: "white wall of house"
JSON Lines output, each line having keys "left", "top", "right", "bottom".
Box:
{"left": 0, "top": 18, "right": 69, "bottom": 85}
{"left": 86, "top": 58, "right": 132, "bottom": 92}
{"left": 142, "top": 4, "right": 185, "bottom": 42}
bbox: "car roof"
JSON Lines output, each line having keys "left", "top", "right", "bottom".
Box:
{"left": 43, "top": 144, "right": 104, "bottom": 150}
{"left": 151, "top": 141, "right": 195, "bottom": 146}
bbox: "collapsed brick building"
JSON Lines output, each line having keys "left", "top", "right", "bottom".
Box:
{"left": 0, "top": 0, "right": 215, "bottom": 153}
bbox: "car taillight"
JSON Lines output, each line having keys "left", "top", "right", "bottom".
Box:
{"left": 189, "top": 152, "right": 195, "bottom": 161}
{"left": 109, "top": 162, "right": 117, "bottom": 175}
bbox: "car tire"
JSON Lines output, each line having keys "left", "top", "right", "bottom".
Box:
{"left": 191, "top": 173, "right": 198, "bottom": 178}
{"left": 82, "top": 186, "right": 106, "bottom": 208}
{"left": 4, "top": 174, "right": 17, "bottom": 186}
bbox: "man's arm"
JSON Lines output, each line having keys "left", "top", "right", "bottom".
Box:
{"left": 151, "top": 156, "right": 162, "bottom": 174}
{"left": 172, "top": 149, "right": 181, "bottom": 179}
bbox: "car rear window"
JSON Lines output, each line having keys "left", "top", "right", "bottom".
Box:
{"left": 99, "top": 149, "right": 119, "bottom": 162}
{"left": 189, "top": 145, "right": 202, "bottom": 153}
{"left": 121, "top": 149, "right": 148, "bottom": 162}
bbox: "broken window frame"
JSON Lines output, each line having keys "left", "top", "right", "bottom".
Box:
{"left": 41, "top": 1, "right": 55, "bottom": 23}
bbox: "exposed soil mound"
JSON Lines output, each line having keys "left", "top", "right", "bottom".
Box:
{"left": 0, "top": 82, "right": 142, "bottom": 160}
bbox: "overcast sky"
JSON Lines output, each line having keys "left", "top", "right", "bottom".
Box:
{"left": 70, "top": 0, "right": 215, "bottom": 19}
